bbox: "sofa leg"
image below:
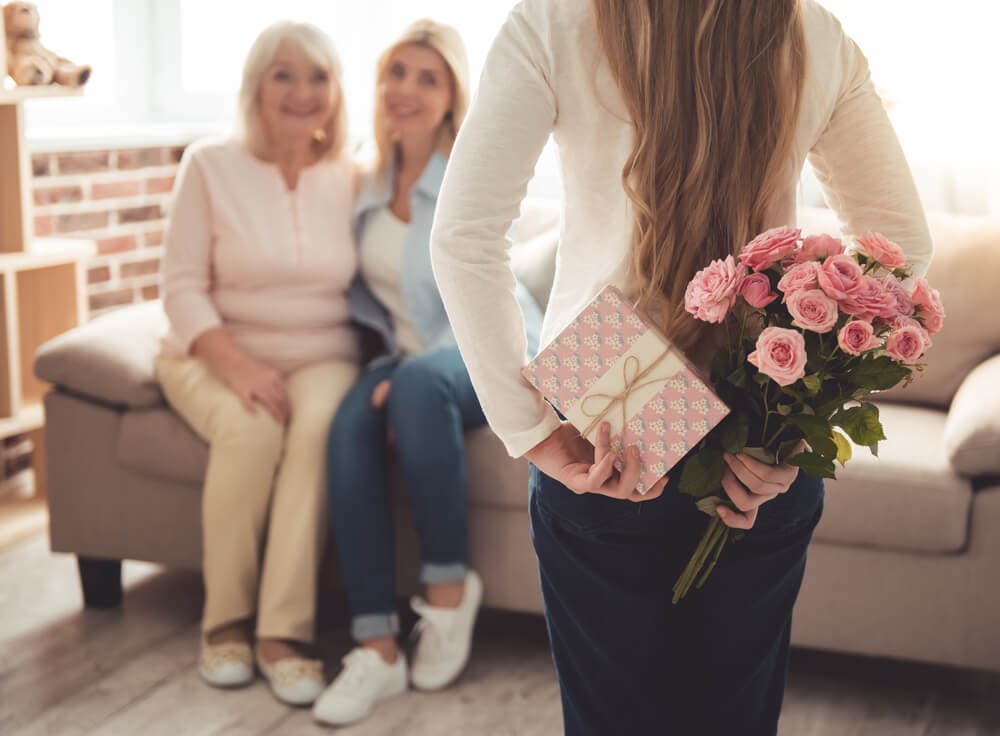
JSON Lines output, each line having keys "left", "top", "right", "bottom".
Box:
{"left": 77, "top": 556, "right": 123, "bottom": 608}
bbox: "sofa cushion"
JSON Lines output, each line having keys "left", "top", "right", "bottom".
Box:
{"left": 35, "top": 300, "right": 169, "bottom": 410}
{"left": 800, "top": 207, "right": 1000, "bottom": 409}
{"left": 944, "top": 354, "right": 1000, "bottom": 476}
{"left": 116, "top": 405, "right": 535, "bottom": 512}
{"left": 118, "top": 408, "right": 207, "bottom": 485}
{"left": 814, "top": 403, "right": 972, "bottom": 554}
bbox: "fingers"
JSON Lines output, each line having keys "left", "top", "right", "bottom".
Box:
{"left": 724, "top": 452, "right": 787, "bottom": 495}
{"left": 626, "top": 474, "right": 668, "bottom": 503}
{"left": 717, "top": 503, "right": 757, "bottom": 530}
{"left": 250, "top": 374, "right": 290, "bottom": 424}
{"left": 720, "top": 467, "right": 777, "bottom": 512}
{"left": 593, "top": 422, "right": 612, "bottom": 464}
{"left": 252, "top": 390, "right": 285, "bottom": 424}
{"left": 608, "top": 445, "right": 642, "bottom": 499}
{"left": 238, "top": 390, "right": 257, "bottom": 415}
{"left": 581, "top": 450, "right": 616, "bottom": 492}
{"left": 371, "top": 380, "right": 391, "bottom": 410}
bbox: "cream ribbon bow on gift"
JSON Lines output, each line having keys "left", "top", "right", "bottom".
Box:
{"left": 577, "top": 347, "right": 679, "bottom": 442}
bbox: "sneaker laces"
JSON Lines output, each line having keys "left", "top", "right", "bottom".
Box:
{"left": 335, "top": 647, "right": 383, "bottom": 691}
{"left": 411, "top": 596, "right": 460, "bottom": 657}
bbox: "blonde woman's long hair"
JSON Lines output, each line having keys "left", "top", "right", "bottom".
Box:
{"left": 237, "top": 21, "right": 349, "bottom": 161}
{"left": 592, "top": 0, "right": 806, "bottom": 354}
{"left": 372, "top": 19, "right": 470, "bottom": 172}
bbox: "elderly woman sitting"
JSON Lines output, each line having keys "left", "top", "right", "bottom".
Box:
{"left": 156, "top": 21, "right": 359, "bottom": 706}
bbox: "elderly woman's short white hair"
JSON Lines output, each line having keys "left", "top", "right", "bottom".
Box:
{"left": 237, "top": 21, "right": 348, "bottom": 160}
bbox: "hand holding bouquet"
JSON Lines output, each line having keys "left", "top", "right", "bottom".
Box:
{"left": 672, "top": 226, "right": 944, "bottom": 603}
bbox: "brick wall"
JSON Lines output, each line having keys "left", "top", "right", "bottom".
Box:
{"left": 29, "top": 144, "right": 189, "bottom": 318}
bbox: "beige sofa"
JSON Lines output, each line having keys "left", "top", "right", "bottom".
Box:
{"left": 35, "top": 206, "right": 1000, "bottom": 672}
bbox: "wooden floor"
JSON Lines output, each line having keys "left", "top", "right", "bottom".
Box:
{"left": 2, "top": 534, "right": 1000, "bottom": 736}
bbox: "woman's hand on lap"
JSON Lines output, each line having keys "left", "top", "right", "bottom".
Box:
{"left": 224, "top": 358, "right": 291, "bottom": 424}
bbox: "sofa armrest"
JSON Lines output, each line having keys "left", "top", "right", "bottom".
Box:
{"left": 943, "top": 353, "right": 1000, "bottom": 476}
{"left": 34, "top": 301, "right": 169, "bottom": 410}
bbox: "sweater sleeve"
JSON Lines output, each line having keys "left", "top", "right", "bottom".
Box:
{"left": 430, "top": 2, "right": 562, "bottom": 459}
{"left": 161, "top": 149, "right": 223, "bottom": 353}
{"left": 807, "top": 22, "right": 933, "bottom": 278}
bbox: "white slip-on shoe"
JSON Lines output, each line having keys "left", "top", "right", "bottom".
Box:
{"left": 409, "top": 569, "right": 483, "bottom": 692}
{"left": 312, "top": 647, "right": 408, "bottom": 726}
{"left": 255, "top": 647, "right": 326, "bottom": 706}
{"left": 198, "top": 640, "right": 255, "bottom": 688}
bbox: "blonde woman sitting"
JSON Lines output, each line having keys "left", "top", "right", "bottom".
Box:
{"left": 157, "top": 21, "right": 360, "bottom": 706}
{"left": 311, "top": 20, "right": 543, "bottom": 726}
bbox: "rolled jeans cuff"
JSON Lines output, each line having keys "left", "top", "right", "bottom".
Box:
{"left": 420, "top": 562, "right": 467, "bottom": 585}
{"left": 351, "top": 612, "right": 400, "bottom": 642}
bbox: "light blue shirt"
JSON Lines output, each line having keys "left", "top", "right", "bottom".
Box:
{"left": 346, "top": 152, "right": 544, "bottom": 372}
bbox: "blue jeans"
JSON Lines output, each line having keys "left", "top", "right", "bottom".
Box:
{"left": 325, "top": 346, "right": 487, "bottom": 642}
{"left": 529, "top": 456, "right": 824, "bottom": 735}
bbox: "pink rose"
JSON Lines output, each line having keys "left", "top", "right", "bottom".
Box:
{"left": 794, "top": 234, "right": 845, "bottom": 264}
{"left": 857, "top": 232, "right": 907, "bottom": 270}
{"left": 787, "top": 288, "right": 840, "bottom": 333}
{"left": 910, "top": 277, "right": 945, "bottom": 334}
{"left": 886, "top": 319, "right": 932, "bottom": 363}
{"left": 739, "top": 272, "right": 778, "bottom": 308}
{"left": 879, "top": 275, "right": 914, "bottom": 319}
{"left": 777, "top": 261, "right": 820, "bottom": 296}
{"left": 739, "top": 226, "right": 801, "bottom": 272}
{"left": 839, "top": 276, "right": 897, "bottom": 322}
{"left": 684, "top": 255, "right": 745, "bottom": 323}
{"left": 817, "top": 254, "right": 865, "bottom": 300}
{"left": 748, "top": 327, "right": 808, "bottom": 386}
{"left": 837, "top": 320, "right": 881, "bottom": 356}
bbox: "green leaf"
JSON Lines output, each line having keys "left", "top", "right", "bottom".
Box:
{"left": 850, "top": 356, "right": 911, "bottom": 391}
{"left": 833, "top": 403, "right": 887, "bottom": 446}
{"left": 741, "top": 446, "right": 777, "bottom": 465}
{"left": 803, "top": 373, "right": 822, "bottom": 394}
{"left": 832, "top": 430, "right": 853, "bottom": 466}
{"left": 775, "top": 403, "right": 792, "bottom": 416}
{"left": 786, "top": 413, "right": 830, "bottom": 437}
{"left": 695, "top": 496, "right": 724, "bottom": 517}
{"left": 786, "top": 451, "right": 837, "bottom": 479}
{"left": 776, "top": 438, "right": 804, "bottom": 464}
{"left": 726, "top": 365, "right": 748, "bottom": 388}
{"left": 786, "top": 414, "right": 838, "bottom": 461}
{"left": 753, "top": 372, "right": 770, "bottom": 386}
{"left": 719, "top": 414, "right": 750, "bottom": 455}
{"left": 678, "top": 449, "right": 725, "bottom": 498}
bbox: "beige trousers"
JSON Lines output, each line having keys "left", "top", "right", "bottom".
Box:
{"left": 156, "top": 356, "right": 359, "bottom": 642}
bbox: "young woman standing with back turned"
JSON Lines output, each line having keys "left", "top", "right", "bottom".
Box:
{"left": 431, "top": 1, "right": 932, "bottom": 733}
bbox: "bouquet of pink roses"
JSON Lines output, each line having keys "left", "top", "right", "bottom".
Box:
{"left": 672, "top": 225, "right": 944, "bottom": 603}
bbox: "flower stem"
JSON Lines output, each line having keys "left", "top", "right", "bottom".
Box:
{"left": 696, "top": 527, "right": 729, "bottom": 589}
{"left": 672, "top": 514, "right": 726, "bottom": 604}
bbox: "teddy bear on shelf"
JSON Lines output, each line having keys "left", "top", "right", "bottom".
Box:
{"left": 3, "top": 1, "right": 90, "bottom": 87}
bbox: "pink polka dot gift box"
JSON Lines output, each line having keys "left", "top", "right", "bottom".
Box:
{"left": 520, "top": 284, "right": 730, "bottom": 494}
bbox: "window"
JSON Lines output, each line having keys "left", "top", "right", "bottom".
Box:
{"left": 19, "top": 1, "right": 1000, "bottom": 210}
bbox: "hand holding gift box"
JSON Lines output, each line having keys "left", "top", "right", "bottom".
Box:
{"left": 521, "top": 285, "right": 730, "bottom": 495}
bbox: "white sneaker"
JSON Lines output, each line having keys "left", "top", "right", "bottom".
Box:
{"left": 409, "top": 570, "right": 483, "bottom": 691}
{"left": 312, "top": 647, "right": 407, "bottom": 726}
{"left": 255, "top": 647, "right": 325, "bottom": 706}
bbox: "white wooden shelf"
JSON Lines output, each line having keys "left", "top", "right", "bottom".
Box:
{"left": 0, "top": 403, "right": 43, "bottom": 438}
{"left": 0, "top": 15, "right": 86, "bottom": 500}
{"left": 0, "top": 83, "right": 82, "bottom": 105}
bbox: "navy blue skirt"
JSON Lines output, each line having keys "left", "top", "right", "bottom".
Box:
{"left": 529, "top": 458, "right": 824, "bottom": 736}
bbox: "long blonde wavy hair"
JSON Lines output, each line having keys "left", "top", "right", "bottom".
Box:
{"left": 372, "top": 19, "right": 470, "bottom": 173}
{"left": 592, "top": 0, "right": 806, "bottom": 354}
